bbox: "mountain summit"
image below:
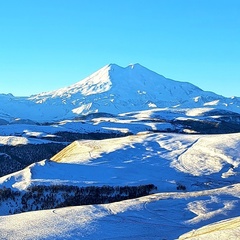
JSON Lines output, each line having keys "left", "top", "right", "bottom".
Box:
{"left": 0, "top": 64, "right": 240, "bottom": 122}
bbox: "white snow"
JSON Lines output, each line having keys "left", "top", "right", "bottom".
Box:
{"left": 0, "top": 64, "right": 239, "bottom": 122}
{"left": 1, "top": 132, "right": 239, "bottom": 191}
{"left": 0, "top": 129, "right": 239, "bottom": 239}
{"left": 0, "top": 184, "right": 240, "bottom": 239}
{"left": 0, "top": 64, "right": 240, "bottom": 239}
{"left": 185, "top": 108, "right": 213, "bottom": 116}
{"left": 204, "top": 100, "right": 220, "bottom": 106}
{"left": 179, "top": 216, "right": 240, "bottom": 239}
{"left": 0, "top": 136, "right": 53, "bottom": 146}
{"left": 0, "top": 136, "right": 29, "bottom": 146}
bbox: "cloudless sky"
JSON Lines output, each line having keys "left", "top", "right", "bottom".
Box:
{"left": 0, "top": 0, "right": 239, "bottom": 97}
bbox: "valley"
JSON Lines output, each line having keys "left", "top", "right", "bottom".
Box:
{"left": 0, "top": 64, "right": 239, "bottom": 239}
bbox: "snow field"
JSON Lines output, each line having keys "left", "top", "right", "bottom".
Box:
{"left": 0, "top": 183, "right": 239, "bottom": 239}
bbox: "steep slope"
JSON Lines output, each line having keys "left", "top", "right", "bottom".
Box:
{"left": 29, "top": 63, "right": 240, "bottom": 118}
{"left": 0, "top": 64, "right": 239, "bottom": 122}
{"left": 30, "top": 64, "right": 203, "bottom": 112}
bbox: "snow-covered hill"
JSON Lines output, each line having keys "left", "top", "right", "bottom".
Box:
{"left": 0, "top": 106, "right": 239, "bottom": 177}
{"left": 0, "top": 64, "right": 240, "bottom": 122}
{"left": 1, "top": 132, "right": 239, "bottom": 192}
{"left": 0, "top": 185, "right": 240, "bottom": 240}
{"left": 0, "top": 132, "right": 239, "bottom": 239}
{"left": 0, "top": 64, "right": 240, "bottom": 239}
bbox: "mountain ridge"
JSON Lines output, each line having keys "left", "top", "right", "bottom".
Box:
{"left": 0, "top": 63, "right": 240, "bottom": 122}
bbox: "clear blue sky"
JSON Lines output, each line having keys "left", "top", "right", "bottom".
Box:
{"left": 0, "top": 0, "right": 239, "bottom": 97}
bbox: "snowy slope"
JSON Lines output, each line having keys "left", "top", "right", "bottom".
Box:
{"left": 0, "top": 106, "right": 239, "bottom": 179}
{"left": 29, "top": 63, "right": 240, "bottom": 118}
{"left": 0, "top": 132, "right": 239, "bottom": 239}
{"left": 29, "top": 64, "right": 204, "bottom": 115}
{"left": 1, "top": 132, "right": 239, "bottom": 192}
{"left": 179, "top": 216, "right": 240, "bottom": 239}
{"left": 0, "top": 107, "right": 239, "bottom": 146}
{"left": 0, "top": 64, "right": 240, "bottom": 122}
{"left": 0, "top": 185, "right": 240, "bottom": 240}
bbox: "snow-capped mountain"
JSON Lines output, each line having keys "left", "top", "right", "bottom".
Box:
{"left": 0, "top": 64, "right": 240, "bottom": 239}
{"left": 0, "top": 63, "right": 240, "bottom": 122}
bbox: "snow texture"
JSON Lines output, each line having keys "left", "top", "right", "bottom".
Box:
{"left": 0, "top": 132, "right": 240, "bottom": 239}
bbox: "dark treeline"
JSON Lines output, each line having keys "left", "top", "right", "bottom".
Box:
{"left": 0, "top": 143, "right": 65, "bottom": 177}
{"left": 49, "top": 131, "right": 132, "bottom": 142}
{"left": 0, "top": 184, "right": 156, "bottom": 215}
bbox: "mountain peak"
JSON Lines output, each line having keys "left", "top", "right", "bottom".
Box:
{"left": 107, "top": 63, "right": 147, "bottom": 71}
{"left": 127, "top": 63, "right": 142, "bottom": 69}
{"left": 0, "top": 63, "right": 240, "bottom": 122}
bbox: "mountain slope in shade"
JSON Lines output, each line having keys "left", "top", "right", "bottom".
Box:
{"left": 0, "top": 64, "right": 240, "bottom": 122}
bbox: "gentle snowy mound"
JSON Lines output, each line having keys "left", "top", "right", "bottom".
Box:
{"left": 0, "top": 64, "right": 240, "bottom": 122}
{"left": 0, "top": 184, "right": 239, "bottom": 239}
{"left": 0, "top": 132, "right": 239, "bottom": 191}
{"left": 51, "top": 132, "right": 240, "bottom": 179}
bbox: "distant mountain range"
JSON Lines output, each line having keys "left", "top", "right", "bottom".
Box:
{"left": 1, "top": 64, "right": 239, "bottom": 122}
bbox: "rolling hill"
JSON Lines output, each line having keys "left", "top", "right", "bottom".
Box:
{"left": 0, "top": 64, "right": 239, "bottom": 239}
{"left": 0, "top": 132, "right": 239, "bottom": 239}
